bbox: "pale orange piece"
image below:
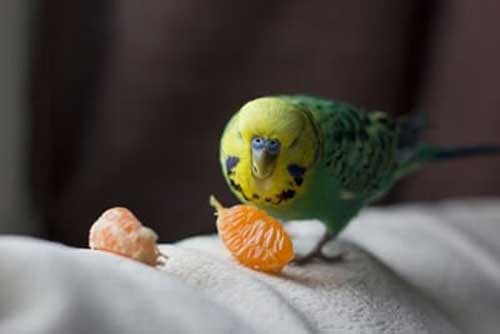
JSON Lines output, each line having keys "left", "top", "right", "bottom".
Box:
{"left": 210, "top": 196, "right": 294, "bottom": 273}
{"left": 89, "top": 207, "right": 165, "bottom": 266}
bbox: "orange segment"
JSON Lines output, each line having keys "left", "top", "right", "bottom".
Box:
{"left": 210, "top": 196, "right": 294, "bottom": 273}
{"left": 89, "top": 207, "right": 165, "bottom": 266}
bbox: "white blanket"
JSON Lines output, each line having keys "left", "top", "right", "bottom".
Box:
{"left": 1, "top": 199, "right": 499, "bottom": 333}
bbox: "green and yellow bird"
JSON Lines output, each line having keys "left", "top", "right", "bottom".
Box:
{"left": 219, "top": 95, "right": 500, "bottom": 262}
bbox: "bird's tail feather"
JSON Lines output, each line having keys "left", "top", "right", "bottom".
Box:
{"left": 396, "top": 111, "right": 427, "bottom": 150}
{"left": 395, "top": 144, "right": 500, "bottom": 180}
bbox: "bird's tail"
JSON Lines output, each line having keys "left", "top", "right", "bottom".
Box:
{"left": 395, "top": 144, "right": 500, "bottom": 180}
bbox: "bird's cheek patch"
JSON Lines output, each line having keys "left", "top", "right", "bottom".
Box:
{"left": 225, "top": 156, "right": 240, "bottom": 175}
{"left": 287, "top": 164, "right": 306, "bottom": 186}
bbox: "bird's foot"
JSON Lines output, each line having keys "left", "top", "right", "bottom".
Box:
{"left": 292, "top": 249, "right": 345, "bottom": 265}
{"left": 291, "top": 231, "right": 345, "bottom": 265}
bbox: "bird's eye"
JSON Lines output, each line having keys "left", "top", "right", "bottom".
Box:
{"left": 252, "top": 137, "right": 265, "bottom": 150}
{"left": 266, "top": 139, "right": 281, "bottom": 155}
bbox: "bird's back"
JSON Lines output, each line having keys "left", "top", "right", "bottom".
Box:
{"left": 283, "top": 95, "right": 399, "bottom": 199}
{"left": 279, "top": 95, "right": 400, "bottom": 230}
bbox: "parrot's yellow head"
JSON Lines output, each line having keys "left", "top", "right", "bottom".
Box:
{"left": 220, "top": 97, "right": 320, "bottom": 207}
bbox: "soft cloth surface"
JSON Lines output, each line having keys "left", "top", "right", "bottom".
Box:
{"left": 1, "top": 199, "right": 499, "bottom": 333}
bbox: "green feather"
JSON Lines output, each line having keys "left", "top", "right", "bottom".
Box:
{"left": 273, "top": 95, "right": 399, "bottom": 233}
{"left": 221, "top": 94, "right": 500, "bottom": 235}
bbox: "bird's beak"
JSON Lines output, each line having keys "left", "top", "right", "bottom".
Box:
{"left": 251, "top": 148, "right": 277, "bottom": 179}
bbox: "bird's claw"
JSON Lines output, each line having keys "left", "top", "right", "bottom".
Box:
{"left": 292, "top": 249, "right": 345, "bottom": 265}
{"left": 290, "top": 230, "right": 345, "bottom": 265}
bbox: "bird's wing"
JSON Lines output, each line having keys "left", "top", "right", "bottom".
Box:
{"left": 283, "top": 95, "right": 399, "bottom": 199}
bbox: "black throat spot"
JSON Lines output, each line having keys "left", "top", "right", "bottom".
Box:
{"left": 275, "top": 189, "right": 296, "bottom": 204}
{"left": 229, "top": 177, "right": 249, "bottom": 201}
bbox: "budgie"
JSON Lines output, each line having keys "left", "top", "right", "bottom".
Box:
{"left": 219, "top": 95, "right": 500, "bottom": 263}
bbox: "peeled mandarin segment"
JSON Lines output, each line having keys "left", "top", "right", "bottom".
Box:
{"left": 89, "top": 207, "right": 165, "bottom": 266}
{"left": 210, "top": 196, "right": 294, "bottom": 273}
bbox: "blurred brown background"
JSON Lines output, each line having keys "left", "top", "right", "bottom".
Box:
{"left": 27, "top": 0, "right": 500, "bottom": 246}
